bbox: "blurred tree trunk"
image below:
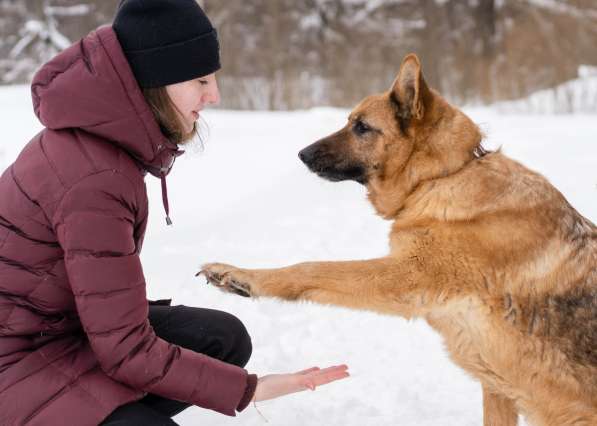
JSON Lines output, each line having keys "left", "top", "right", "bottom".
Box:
{"left": 475, "top": 0, "right": 496, "bottom": 102}
{"left": 2, "top": 0, "right": 596, "bottom": 110}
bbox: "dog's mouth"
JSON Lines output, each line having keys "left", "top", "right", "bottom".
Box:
{"left": 300, "top": 154, "right": 367, "bottom": 184}
{"left": 312, "top": 164, "right": 367, "bottom": 184}
{"left": 299, "top": 142, "right": 368, "bottom": 185}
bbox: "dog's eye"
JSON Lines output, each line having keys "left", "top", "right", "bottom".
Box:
{"left": 353, "top": 120, "right": 371, "bottom": 136}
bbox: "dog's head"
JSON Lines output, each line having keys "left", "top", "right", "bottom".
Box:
{"left": 299, "top": 53, "right": 484, "bottom": 219}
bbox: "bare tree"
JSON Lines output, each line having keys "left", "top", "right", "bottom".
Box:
{"left": 2, "top": 0, "right": 596, "bottom": 110}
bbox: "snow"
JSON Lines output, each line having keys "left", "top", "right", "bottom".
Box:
{"left": 525, "top": 0, "right": 597, "bottom": 20}
{"left": 578, "top": 65, "right": 597, "bottom": 78}
{"left": 491, "top": 70, "right": 597, "bottom": 114}
{"left": 11, "top": 19, "right": 71, "bottom": 56}
{"left": 1, "top": 85, "right": 596, "bottom": 425}
{"left": 44, "top": 5, "right": 94, "bottom": 17}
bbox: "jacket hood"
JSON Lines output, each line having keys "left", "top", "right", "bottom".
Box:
{"left": 31, "top": 25, "right": 183, "bottom": 178}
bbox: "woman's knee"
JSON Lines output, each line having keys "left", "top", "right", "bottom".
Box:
{"left": 218, "top": 311, "right": 252, "bottom": 368}
{"left": 158, "top": 306, "right": 252, "bottom": 368}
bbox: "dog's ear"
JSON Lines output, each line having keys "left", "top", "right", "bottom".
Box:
{"left": 390, "top": 53, "right": 429, "bottom": 121}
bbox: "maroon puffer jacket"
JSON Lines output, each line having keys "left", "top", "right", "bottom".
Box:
{"left": 0, "top": 26, "right": 250, "bottom": 425}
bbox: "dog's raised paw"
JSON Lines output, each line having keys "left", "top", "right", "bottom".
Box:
{"left": 198, "top": 263, "right": 254, "bottom": 297}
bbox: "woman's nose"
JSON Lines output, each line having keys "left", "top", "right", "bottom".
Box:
{"left": 205, "top": 83, "right": 220, "bottom": 105}
{"left": 211, "top": 86, "right": 221, "bottom": 105}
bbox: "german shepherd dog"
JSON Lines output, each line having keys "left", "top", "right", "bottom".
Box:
{"left": 200, "top": 54, "right": 597, "bottom": 425}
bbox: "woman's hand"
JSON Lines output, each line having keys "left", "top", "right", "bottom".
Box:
{"left": 253, "top": 365, "right": 349, "bottom": 402}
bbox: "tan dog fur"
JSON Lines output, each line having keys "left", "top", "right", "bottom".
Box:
{"left": 201, "top": 54, "right": 597, "bottom": 426}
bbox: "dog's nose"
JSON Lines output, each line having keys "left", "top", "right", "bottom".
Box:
{"left": 298, "top": 144, "right": 318, "bottom": 165}
{"left": 298, "top": 148, "right": 309, "bottom": 164}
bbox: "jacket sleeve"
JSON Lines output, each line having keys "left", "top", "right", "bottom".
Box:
{"left": 53, "top": 171, "right": 248, "bottom": 416}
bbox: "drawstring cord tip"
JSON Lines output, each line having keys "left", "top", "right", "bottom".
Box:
{"left": 160, "top": 172, "right": 173, "bottom": 227}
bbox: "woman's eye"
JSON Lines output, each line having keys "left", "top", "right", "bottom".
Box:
{"left": 354, "top": 120, "right": 371, "bottom": 135}
{"left": 198, "top": 80, "right": 208, "bottom": 86}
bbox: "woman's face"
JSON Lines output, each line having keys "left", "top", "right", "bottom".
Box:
{"left": 165, "top": 73, "right": 220, "bottom": 134}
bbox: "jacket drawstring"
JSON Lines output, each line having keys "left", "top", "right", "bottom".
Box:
{"left": 160, "top": 172, "right": 172, "bottom": 226}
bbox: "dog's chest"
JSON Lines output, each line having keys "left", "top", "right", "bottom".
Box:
{"left": 425, "top": 297, "right": 495, "bottom": 374}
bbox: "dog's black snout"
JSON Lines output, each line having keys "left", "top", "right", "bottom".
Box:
{"left": 298, "top": 144, "right": 318, "bottom": 166}
{"left": 298, "top": 149, "right": 307, "bottom": 164}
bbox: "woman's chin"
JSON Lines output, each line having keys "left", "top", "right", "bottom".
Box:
{"left": 179, "top": 122, "right": 198, "bottom": 144}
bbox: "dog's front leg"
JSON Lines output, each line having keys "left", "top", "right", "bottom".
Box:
{"left": 483, "top": 386, "right": 518, "bottom": 426}
{"left": 200, "top": 257, "right": 441, "bottom": 317}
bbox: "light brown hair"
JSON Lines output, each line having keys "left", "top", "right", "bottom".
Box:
{"left": 142, "top": 86, "right": 197, "bottom": 144}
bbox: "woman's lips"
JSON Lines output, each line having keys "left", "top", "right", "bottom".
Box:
{"left": 191, "top": 111, "right": 199, "bottom": 120}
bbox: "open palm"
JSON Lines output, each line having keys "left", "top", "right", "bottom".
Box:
{"left": 254, "top": 365, "right": 350, "bottom": 402}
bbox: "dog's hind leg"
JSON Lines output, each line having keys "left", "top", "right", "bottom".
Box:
{"left": 483, "top": 386, "right": 518, "bottom": 426}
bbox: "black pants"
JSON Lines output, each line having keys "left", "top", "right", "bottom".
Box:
{"left": 100, "top": 305, "right": 252, "bottom": 425}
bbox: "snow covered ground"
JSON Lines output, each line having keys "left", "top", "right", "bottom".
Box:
{"left": 493, "top": 66, "right": 597, "bottom": 114}
{"left": 1, "top": 85, "right": 595, "bottom": 425}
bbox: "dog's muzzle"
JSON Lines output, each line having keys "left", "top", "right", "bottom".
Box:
{"left": 298, "top": 143, "right": 367, "bottom": 184}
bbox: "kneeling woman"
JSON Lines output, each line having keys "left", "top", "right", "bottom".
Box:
{"left": 0, "top": 1, "right": 348, "bottom": 425}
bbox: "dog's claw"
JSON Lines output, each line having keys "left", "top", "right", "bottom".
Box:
{"left": 197, "top": 269, "right": 221, "bottom": 286}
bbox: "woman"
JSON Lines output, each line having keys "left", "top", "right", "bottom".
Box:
{"left": 0, "top": 1, "right": 348, "bottom": 425}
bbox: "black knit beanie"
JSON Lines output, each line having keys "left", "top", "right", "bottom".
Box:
{"left": 113, "top": 0, "right": 220, "bottom": 88}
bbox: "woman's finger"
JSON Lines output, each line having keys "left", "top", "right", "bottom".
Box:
{"left": 304, "top": 379, "right": 316, "bottom": 391}
{"left": 296, "top": 366, "right": 321, "bottom": 375}
{"left": 317, "top": 364, "right": 349, "bottom": 373}
{"left": 294, "top": 365, "right": 349, "bottom": 391}
{"left": 311, "top": 365, "right": 349, "bottom": 378}
{"left": 310, "top": 367, "right": 350, "bottom": 386}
